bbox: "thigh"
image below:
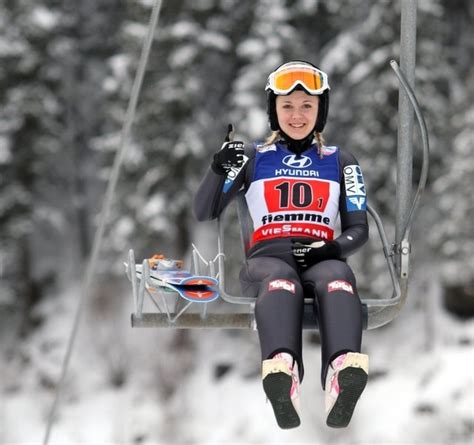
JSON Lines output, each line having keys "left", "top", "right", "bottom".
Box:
{"left": 244, "top": 256, "right": 300, "bottom": 282}
{"left": 301, "top": 259, "right": 357, "bottom": 295}
{"left": 240, "top": 256, "right": 301, "bottom": 298}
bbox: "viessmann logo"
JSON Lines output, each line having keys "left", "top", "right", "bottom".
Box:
{"left": 282, "top": 154, "right": 312, "bottom": 169}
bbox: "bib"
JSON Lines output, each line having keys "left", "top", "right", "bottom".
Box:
{"left": 245, "top": 143, "right": 340, "bottom": 244}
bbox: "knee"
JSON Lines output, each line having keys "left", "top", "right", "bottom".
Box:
{"left": 316, "top": 260, "right": 356, "bottom": 284}
{"left": 260, "top": 263, "right": 303, "bottom": 299}
{"left": 311, "top": 260, "right": 358, "bottom": 298}
{"left": 241, "top": 258, "right": 303, "bottom": 297}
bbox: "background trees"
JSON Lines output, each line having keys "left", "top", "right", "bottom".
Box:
{"left": 1, "top": 2, "right": 472, "bottom": 443}
{"left": 0, "top": 0, "right": 472, "bottom": 332}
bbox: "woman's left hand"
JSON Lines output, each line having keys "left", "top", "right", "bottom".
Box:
{"left": 292, "top": 240, "right": 341, "bottom": 269}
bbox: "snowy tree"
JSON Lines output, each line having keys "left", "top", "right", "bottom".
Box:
{"left": 0, "top": 2, "right": 64, "bottom": 334}
{"left": 0, "top": 0, "right": 128, "bottom": 334}
{"left": 111, "top": 0, "right": 257, "bottom": 261}
{"left": 2, "top": 2, "right": 474, "bottom": 444}
{"left": 426, "top": 0, "right": 474, "bottom": 315}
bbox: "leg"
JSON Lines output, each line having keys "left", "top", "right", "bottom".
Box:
{"left": 302, "top": 259, "right": 363, "bottom": 386}
{"left": 302, "top": 260, "right": 368, "bottom": 428}
{"left": 240, "top": 256, "right": 304, "bottom": 379}
{"left": 240, "top": 256, "right": 303, "bottom": 429}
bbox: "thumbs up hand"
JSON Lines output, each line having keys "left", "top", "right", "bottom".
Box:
{"left": 211, "top": 124, "right": 245, "bottom": 175}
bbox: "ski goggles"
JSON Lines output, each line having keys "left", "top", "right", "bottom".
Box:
{"left": 266, "top": 64, "right": 330, "bottom": 95}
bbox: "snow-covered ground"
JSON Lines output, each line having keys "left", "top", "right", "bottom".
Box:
{"left": 1, "top": 264, "right": 473, "bottom": 445}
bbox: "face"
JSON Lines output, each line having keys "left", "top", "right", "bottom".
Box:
{"left": 276, "top": 90, "right": 319, "bottom": 140}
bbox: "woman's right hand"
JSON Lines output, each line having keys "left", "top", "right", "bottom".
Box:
{"left": 211, "top": 124, "right": 245, "bottom": 174}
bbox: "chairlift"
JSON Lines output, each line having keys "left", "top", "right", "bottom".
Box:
{"left": 126, "top": 2, "right": 429, "bottom": 332}
{"left": 43, "top": 3, "right": 428, "bottom": 444}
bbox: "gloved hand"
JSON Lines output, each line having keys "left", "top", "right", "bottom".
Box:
{"left": 211, "top": 124, "right": 245, "bottom": 175}
{"left": 292, "top": 240, "right": 341, "bottom": 269}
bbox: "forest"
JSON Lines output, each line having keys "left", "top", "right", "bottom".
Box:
{"left": 1, "top": 1, "right": 473, "bottom": 444}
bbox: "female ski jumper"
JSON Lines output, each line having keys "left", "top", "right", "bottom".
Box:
{"left": 193, "top": 139, "right": 369, "bottom": 385}
{"left": 194, "top": 61, "right": 369, "bottom": 429}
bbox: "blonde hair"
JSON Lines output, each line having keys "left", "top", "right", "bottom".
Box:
{"left": 263, "top": 130, "right": 326, "bottom": 158}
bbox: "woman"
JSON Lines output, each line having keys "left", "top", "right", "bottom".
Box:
{"left": 194, "top": 61, "right": 369, "bottom": 429}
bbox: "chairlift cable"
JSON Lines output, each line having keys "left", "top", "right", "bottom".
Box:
{"left": 42, "top": 1, "right": 163, "bottom": 444}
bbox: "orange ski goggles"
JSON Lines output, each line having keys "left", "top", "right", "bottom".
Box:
{"left": 266, "top": 63, "right": 330, "bottom": 95}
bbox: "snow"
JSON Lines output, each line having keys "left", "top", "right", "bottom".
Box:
{"left": 168, "top": 45, "right": 199, "bottom": 68}
{"left": 0, "top": 38, "right": 26, "bottom": 58}
{"left": 296, "top": 0, "right": 319, "bottom": 14}
{"left": 237, "top": 39, "right": 267, "bottom": 60}
{"left": 168, "top": 21, "right": 200, "bottom": 40}
{"left": 124, "top": 23, "right": 151, "bottom": 40}
{"left": 108, "top": 54, "right": 132, "bottom": 84}
{"left": 2, "top": 264, "right": 473, "bottom": 445}
{"left": 199, "top": 32, "right": 231, "bottom": 52}
{"left": 245, "top": 107, "right": 268, "bottom": 140}
{"left": 29, "top": 7, "right": 59, "bottom": 31}
{"left": 141, "top": 195, "right": 168, "bottom": 229}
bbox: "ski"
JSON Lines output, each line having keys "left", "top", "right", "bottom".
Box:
{"left": 132, "top": 254, "right": 219, "bottom": 303}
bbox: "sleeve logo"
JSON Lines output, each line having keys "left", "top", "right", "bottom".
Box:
{"left": 348, "top": 196, "right": 366, "bottom": 211}
{"left": 343, "top": 164, "right": 367, "bottom": 211}
{"left": 223, "top": 154, "right": 249, "bottom": 193}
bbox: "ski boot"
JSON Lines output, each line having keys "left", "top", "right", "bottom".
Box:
{"left": 262, "top": 352, "right": 301, "bottom": 429}
{"left": 325, "top": 352, "right": 369, "bottom": 428}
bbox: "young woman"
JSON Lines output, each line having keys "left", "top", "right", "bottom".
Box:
{"left": 194, "top": 61, "right": 369, "bottom": 429}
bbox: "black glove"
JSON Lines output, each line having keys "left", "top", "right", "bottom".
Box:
{"left": 292, "top": 240, "right": 341, "bottom": 269}
{"left": 211, "top": 124, "right": 245, "bottom": 175}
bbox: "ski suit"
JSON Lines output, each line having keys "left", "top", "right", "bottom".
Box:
{"left": 193, "top": 140, "right": 369, "bottom": 387}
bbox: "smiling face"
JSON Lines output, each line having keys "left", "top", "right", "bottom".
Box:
{"left": 275, "top": 90, "right": 319, "bottom": 140}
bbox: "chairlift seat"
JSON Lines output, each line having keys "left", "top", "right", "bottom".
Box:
{"left": 128, "top": 59, "right": 429, "bottom": 331}
{"left": 216, "top": 191, "right": 399, "bottom": 331}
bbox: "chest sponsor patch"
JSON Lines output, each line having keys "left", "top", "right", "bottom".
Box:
{"left": 328, "top": 280, "right": 354, "bottom": 294}
{"left": 268, "top": 279, "right": 296, "bottom": 294}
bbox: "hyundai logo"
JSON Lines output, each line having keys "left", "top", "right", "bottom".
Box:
{"left": 282, "top": 154, "right": 312, "bottom": 168}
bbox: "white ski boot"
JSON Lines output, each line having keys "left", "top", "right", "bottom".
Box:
{"left": 325, "top": 352, "right": 369, "bottom": 428}
{"left": 262, "top": 352, "right": 301, "bottom": 429}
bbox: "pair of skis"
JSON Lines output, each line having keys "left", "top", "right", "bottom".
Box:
{"left": 129, "top": 254, "right": 219, "bottom": 303}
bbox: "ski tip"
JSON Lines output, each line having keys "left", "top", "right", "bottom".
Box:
{"left": 181, "top": 277, "right": 218, "bottom": 287}
{"left": 179, "top": 287, "right": 219, "bottom": 303}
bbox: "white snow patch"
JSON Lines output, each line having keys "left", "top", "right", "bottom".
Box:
{"left": 199, "top": 32, "right": 231, "bottom": 52}
{"left": 2, "top": 269, "right": 474, "bottom": 444}
{"left": 169, "top": 21, "right": 199, "bottom": 39}
{"left": 237, "top": 39, "right": 267, "bottom": 60}
{"left": 168, "top": 45, "right": 199, "bottom": 67}
{"left": 245, "top": 107, "right": 268, "bottom": 140}
{"left": 30, "top": 6, "right": 59, "bottom": 30}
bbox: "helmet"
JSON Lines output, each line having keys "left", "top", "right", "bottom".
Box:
{"left": 265, "top": 61, "right": 330, "bottom": 133}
